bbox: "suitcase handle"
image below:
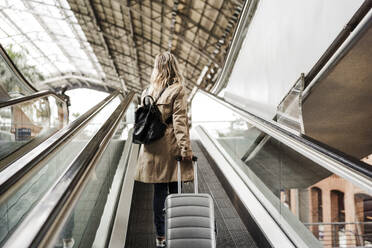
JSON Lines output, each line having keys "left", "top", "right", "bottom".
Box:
{"left": 176, "top": 156, "right": 198, "bottom": 194}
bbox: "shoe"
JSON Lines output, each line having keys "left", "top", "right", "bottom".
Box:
{"left": 155, "top": 237, "right": 166, "bottom": 247}
{"left": 63, "top": 238, "right": 75, "bottom": 248}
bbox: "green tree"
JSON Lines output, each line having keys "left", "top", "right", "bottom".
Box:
{"left": 5, "top": 44, "right": 45, "bottom": 83}
{"left": 72, "top": 112, "right": 80, "bottom": 119}
{"left": 0, "top": 44, "right": 45, "bottom": 99}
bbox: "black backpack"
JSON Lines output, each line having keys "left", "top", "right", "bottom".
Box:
{"left": 133, "top": 87, "right": 171, "bottom": 144}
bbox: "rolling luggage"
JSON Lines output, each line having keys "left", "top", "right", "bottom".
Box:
{"left": 165, "top": 156, "right": 216, "bottom": 248}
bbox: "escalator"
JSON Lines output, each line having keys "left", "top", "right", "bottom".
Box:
{"left": 0, "top": 90, "right": 135, "bottom": 247}
{"left": 191, "top": 91, "right": 372, "bottom": 248}
{"left": 0, "top": 87, "right": 370, "bottom": 248}
{"left": 0, "top": 44, "right": 370, "bottom": 248}
{"left": 0, "top": 42, "right": 141, "bottom": 248}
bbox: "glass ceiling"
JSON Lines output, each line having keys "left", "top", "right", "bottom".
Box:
{"left": 0, "top": 0, "right": 104, "bottom": 84}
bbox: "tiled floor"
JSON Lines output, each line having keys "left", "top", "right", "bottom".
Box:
{"left": 125, "top": 141, "right": 257, "bottom": 248}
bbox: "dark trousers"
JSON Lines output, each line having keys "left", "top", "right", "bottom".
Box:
{"left": 153, "top": 182, "right": 178, "bottom": 236}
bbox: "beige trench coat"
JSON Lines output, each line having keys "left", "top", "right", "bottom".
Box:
{"left": 134, "top": 82, "right": 194, "bottom": 183}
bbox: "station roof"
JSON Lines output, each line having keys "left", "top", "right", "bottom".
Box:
{"left": 0, "top": 0, "right": 244, "bottom": 95}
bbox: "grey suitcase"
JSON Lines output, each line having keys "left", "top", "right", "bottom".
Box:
{"left": 165, "top": 156, "right": 216, "bottom": 248}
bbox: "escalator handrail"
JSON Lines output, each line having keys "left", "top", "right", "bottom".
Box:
{"left": 0, "top": 44, "right": 37, "bottom": 93}
{"left": 0, "top": 90, "right": 121, "bottom": 196}
{"left": 210, "top": 0, "right": 258, "bottom": 94}
{"left": 303, "top": 0, "right": 372, "bottom": 88}
{"left": 200, "top": 90, "right": 372, "bottom": 193}
{"left": 0, "top": 90, "right": 66, "bottom": 107}
{"left": 2, "top": 91, "right": 135, "bottom": 248}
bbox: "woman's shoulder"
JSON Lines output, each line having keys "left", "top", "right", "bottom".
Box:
{"left": 155, "top": 83, "right": 184, "bottom": 104}
{"left": 167, "top": 82, "right": 185, "bottom": 95}
{"left": 141, "top": 83, "right": 185, "bottom": 102}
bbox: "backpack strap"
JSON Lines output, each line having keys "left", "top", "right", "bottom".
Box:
{"left": 165, "top": 115, "right": 172, "bottom": 124}
{"left": 154, "top": 86, "right": 173, "bottom": 124}
{"left": 154, "top": 87, "right": 167, "bottom": 104}
{"left": 142, "top": 87, "right": 151, "bottom": 106}
{"left": 144, "top": 86, "right": 172, "bottom": 124}
{"left": 143, "top": 86, "right": 167, "bottom": 106}
{"left": 142, "top": 95, "right": 154, "bottom": 106}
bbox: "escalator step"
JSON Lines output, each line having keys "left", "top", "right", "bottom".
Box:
{"left": 124, "top": 141, "right": 258, "bottom": 248}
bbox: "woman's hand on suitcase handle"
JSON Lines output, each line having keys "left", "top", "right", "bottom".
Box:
{"left": 175, "top": 155, "right": 197, "bottom": 161}
{"left": 183, "top": 155, "right": 193, "bottom": 161}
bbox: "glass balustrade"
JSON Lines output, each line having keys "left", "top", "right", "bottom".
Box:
{"left": 0, "top": 51, "right": 35, "bottom": 102}
{"left": 49, "top": 122, "right": 131, "bottom": 248}
{"left": 0, "top": 95, "right": 68, "bottom": 163}
{"left": 0, "top": 96, "right": 121, "bottom": 245}
{"left": 192, "top": 93, "right": 372, "bottom": 247}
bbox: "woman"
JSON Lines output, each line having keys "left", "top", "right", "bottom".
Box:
{"left": 134, "top": 52, "right": 194, "bottom": 247}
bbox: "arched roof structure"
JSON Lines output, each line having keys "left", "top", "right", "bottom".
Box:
{"left": 0, "top": 0, "right": 246, "bottom": 95}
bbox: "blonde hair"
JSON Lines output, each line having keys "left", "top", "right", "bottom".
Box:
{"left": 150, "top": 52, "right": 183, "bottom": 95}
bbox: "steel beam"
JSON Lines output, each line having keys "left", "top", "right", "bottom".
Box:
{"left": 98, "top": 28, "right": 202, "bottom": 76}
{"left": 85, "top": 0, "right": 125, "bottom": 90}
{"left": 0, "top": 10, "right": 62, "bottom": 75}
{"left": 110, "top": 0, "right": 215, "bottom": 63}
{"left": 146, "top": 0, "right": 219, "bottom": 40}
{"left": 168, "top": 0, "right": 178, "bottom": 51}
{"left": 55, "top": 0, "right": 102, "bottom": 76}
{"left": 21, "top": 0, "right": 84, "bottom": 74}
{"left": 125, "top": 0, "right": 144, "bottom": 90}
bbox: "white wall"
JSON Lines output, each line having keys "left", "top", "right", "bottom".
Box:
{"left": 225, "top": 0, "right": 364, "bottom": 118}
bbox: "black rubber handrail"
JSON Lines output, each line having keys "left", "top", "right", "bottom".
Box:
{"left": 2, "top": 91, "right": 135, "bottom": 248}
{"left": 0, "top": 90, "right": 66, "bottom": 108}
{"left": 0, "top": 90, "right": 121, "bottom": 196}
{"left": 201, "top": 90, "right": 372, "bottom": 180}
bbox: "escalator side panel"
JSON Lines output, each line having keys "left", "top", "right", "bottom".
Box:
{"left": 195, "top": 140, "right": 270, "bottom": 248}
